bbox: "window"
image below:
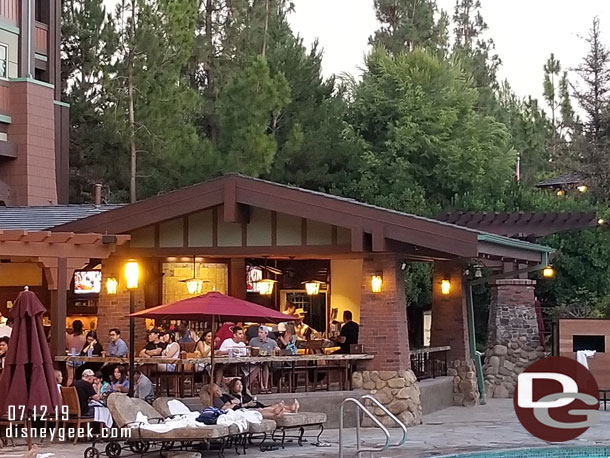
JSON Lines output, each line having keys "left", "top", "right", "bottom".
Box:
{"left": 573, "top": 335, "right": 605, "bottom": 352}
{"left": 0, "top": 45, "right": 7, "bottom": 79}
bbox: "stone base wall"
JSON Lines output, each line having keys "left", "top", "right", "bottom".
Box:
{"left": 448, "top": 359, "right": 480, "bottom": 407}
{"left": 352, "top": 370, "right": 422, "bottom": 427}
{"left": 484, "top": 340, "right": 545, "bottom": 398}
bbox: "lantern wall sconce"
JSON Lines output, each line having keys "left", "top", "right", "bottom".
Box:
{"left": 105, "top": 276, "right": 118, "bottom": 295}
{"left": 441, "top": 279, "right": 451, "bottom": 295}
{"left": 371, "top": 273, "right": 383, "bottom": 293}
{"left": 124, "top": 260, "right": 140, "bottom": 289}
{"left": 542, "top": 266, "right": 555, "bottom": 278}
{"left": 577, "top": 185, "right": 588, "bottom": 193}
{"left": 303, "top": 281, "right": 323, "bottom": 295}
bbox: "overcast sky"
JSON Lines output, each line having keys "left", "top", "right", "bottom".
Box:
{"left": 103, "top": 0, "right": 610, "bottom": 104}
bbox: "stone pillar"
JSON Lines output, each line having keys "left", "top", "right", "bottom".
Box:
{"left": 352, "top": 253, "right": 422, "bottom": 427}
{"left": 98, "top": 259, "right": 146, "bottom": 355}
{"left": 483, "top": 279, "right": 545, "bottom": 398}
{"left": 430, "top": 261, "right": 479, "bottom": 407}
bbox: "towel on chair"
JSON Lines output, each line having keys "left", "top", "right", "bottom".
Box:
{"left": 216, "top": 409, "right": 262, "bottom": 433}
{"left": 576, "top": 350, "right": 596, "bottom": 369}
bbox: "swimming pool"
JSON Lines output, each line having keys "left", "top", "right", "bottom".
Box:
{"left": 439, "top": 447, "right": 610, "bottom": 458}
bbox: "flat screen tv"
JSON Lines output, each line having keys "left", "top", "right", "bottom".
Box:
{"left": 74, "top": 270, "right": 102, "bottom": 295}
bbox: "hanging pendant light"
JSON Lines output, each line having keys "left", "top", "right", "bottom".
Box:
{"left": 254, "top": 257, "right": 276, "bottom": 295}
{"left": 302, "top": 280, "right": 323, "bottom": 295}
{"left": 180, "top": 256, "right": 208, "bottom": 294}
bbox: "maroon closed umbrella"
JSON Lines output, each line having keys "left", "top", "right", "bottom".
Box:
{"left": 0, "top": 288, "right": 61, "bottom": 433}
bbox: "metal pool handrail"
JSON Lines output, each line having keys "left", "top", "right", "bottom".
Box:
{"left": 340, "top": 397, "right": 390, "bottom": 458}
{"left": 360, "top": 394, "right": 408, "bottom": 447}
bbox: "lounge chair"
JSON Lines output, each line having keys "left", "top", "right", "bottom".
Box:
{"left": 82, "top": 393, "right": 236, "bottom": 458}
{"left": 154, "top": 396, "right": 277, "bottom": 452}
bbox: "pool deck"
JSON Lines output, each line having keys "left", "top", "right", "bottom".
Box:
{"left": 3, "top": 399, "right": 610, "bottom": 457}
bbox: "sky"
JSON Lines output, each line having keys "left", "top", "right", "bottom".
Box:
{"left": 102, "top": 0, "right": 610, "bottom": 103}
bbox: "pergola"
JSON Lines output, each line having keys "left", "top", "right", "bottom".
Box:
{"left": 0, "top": 230, "right": 130, "bottom": 355}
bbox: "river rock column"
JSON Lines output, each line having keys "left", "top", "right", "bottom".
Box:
{"left": 353, "top": 254, "right": 422, "bottom": 427}
{"left": 483, "top": 279, "right": 545, "bottom": 398}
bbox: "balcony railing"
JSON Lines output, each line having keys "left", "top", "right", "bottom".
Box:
{"left": 35, "top": 21, "right": 48, "bottom": 55}
{"left": 0, "top": 0, "right": 19, "bottom": 26}
{"left": 410, "top": 346, "right": 450, "bottom": 380}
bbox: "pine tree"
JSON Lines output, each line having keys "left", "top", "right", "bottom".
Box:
{"left": 572, "top": 17, "right": 610, "bottom": 201}
{"left": 61, "top": 0, "right": 121, "bottom": 203}
{"left": 369, "top": 0, "right": 442, "bottom": 54}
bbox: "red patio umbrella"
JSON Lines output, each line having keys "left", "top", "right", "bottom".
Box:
{"left": 128, "top": 291, "right": 297, "bottom": 367}
{"left": 0, "top": 288, "right": 61, "bottom": 448}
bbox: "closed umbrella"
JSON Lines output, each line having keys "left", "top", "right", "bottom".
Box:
{"left": 0, "top": 287, "right": 61, "bottom": 448}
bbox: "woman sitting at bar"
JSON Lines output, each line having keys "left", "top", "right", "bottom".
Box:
{"left": 195, "top": 330, "right": 213, "bottom": 373}
{"left": 202, "top": 381, "right": 299, "bottom": 419}
{"left": 158, "top": 331, "right": 181, "bottom": 372}
{"left": 109, "top": 365, "right": 129, "bottom": 394}
{"left": 80, "top": 331, "right": 103, "bottom": 356}
{"left": 66, "top": 320, "right": 86, "bottom": 386}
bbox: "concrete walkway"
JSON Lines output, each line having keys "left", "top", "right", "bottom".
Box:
{"left": 3, "top": 400, "right": 610, "bottom": 457}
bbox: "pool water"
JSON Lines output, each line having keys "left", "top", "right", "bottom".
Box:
{"left": 440, "top": 447, "right": 610, "bottom": 458}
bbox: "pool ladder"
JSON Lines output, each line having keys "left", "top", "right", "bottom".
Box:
{"left": 339, "top": 394, "right": 408, "bottom": 457}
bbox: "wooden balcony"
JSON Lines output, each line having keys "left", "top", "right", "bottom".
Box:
{"left": 0, "top": 0, "right": 19, "bottom": 26}
{"left": 35, "top": 21, "right": 48, "bottom": 56}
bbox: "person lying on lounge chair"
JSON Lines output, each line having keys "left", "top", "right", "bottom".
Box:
{"left": 202, "top": 381, "right": 299, "bottom": 420}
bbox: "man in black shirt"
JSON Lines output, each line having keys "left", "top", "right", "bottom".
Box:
{"left": 139, "top": 329, "right": 166, "bottom": 357}
{"left": 73, "top": 369, "right": 101, "bottom": 416}
{"left": 333, "top": 311, "right": 359, "bottom": 354}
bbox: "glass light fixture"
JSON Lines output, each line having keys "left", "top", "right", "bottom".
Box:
{"left": 371, "top": 273, "right": 383, "bottom": 293}
{"left": 441, "top": 279, "right": 451, "bottom": 295}
{"left": 256, "top": 279, "right": 276, "bottom": 295}
{"left": 542, "top": 266, "right": 555, "bottom": 278}
{"left": 105, "top": 277, "right": 118, "bottom": 295}
{"left": 181, "top": 256, "right": 208, "bottom": 294}
{"left": 577, "top": 185, "right": 588, "bottom": 193}
{"left": 125, "top": 260, "right": 139, "bottom": 289}
{"left": 303, "top": 281, "right": 323, "bottom": 295}
{"left": 598, "top": 218, "right": 605, "bottom": 225}
{"left": 556, "top": 189, "right": 565, "bottom": 197}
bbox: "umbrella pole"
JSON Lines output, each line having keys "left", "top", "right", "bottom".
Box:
{"left": 209, "top": 315, "right": 216, "bottom": 398}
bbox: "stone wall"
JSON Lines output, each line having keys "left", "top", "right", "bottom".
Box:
{"left": 449, "top": 359, "right": 480, "bottom": 407}
{"left": 353, "top": 370, "right": 422, "bottom": 427}
{"left": 483, "top": 279, "right": 545, "bottom": 398}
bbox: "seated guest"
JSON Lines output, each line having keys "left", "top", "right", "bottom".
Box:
{"left": 81, "top": 331, "right": 103, "bottom": 356}
{"left": 275, "top": 323, "right": 298, "bottom": 355}
{"left": 55, "top": 370, "right": 63, "bottom": 395}
{"left": 107, "top": 328, "right": 128, "bottom": 357}
{"left": 139, "top": 329, "right": 166, "bottom": 357}
{"left": 66, "top": 320, "right": 86, "bottom": 386}
{"left": 109, "top": 365, "right": 129, "bottom": 394}
{"left": 333, "top": 311, "right": 359, "bottom": 354}
{"left": 133, "top": 369, "right": 155, "bottom": 402}
{"left": 195, "top": 330, "right": 213, "bottom": 357}
{"left": 218, "top": 326, "right": 247, "bottom": 356}
{"left": 249, "top": 326, "right": 278, "bottom": 393}
{"left": 0, "top": 317, "right": 12, "bottom": 338}
{"left": 158, "top": 331, "right": 181, "bottom": 372}
{"left": 0, "top": 336, "right": 8, "bottom": 370}
{"left": 245, "top": 323, "right": 259, "bottom": 341}
{"left": 73, "top": 369, "right": 101, "bottom": 416}
{"left": 177, "top": 324, "right": 195, "bottom": 343}
{"left": 212, "top": 379, "right": 300, "bottom": 419}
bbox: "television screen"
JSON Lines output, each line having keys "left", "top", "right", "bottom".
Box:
{"left": 246, "top": 265, "right": 263, "bottom": 292}
{"left": 74, "top": 271, "right": 102, "bottom": 294}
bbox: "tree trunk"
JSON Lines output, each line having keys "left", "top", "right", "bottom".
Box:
{"left": 128, "top": 0, "right": 137, "bottom": 204}
{"left": 205, "top": 0, "right": 218, "bottom": 144}
{"left": 262, "top": 0, "right": 269, "bottom": 57}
